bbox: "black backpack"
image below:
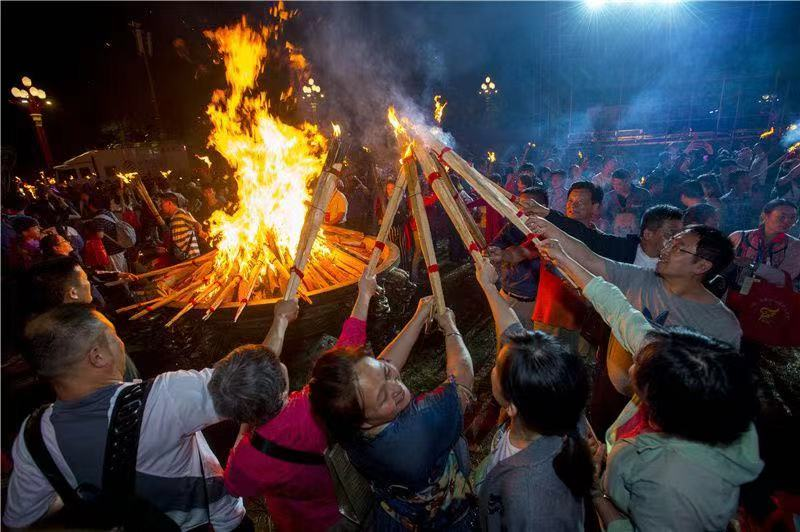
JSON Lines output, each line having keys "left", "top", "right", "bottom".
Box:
{"left": 23, "top": 380, "right": 180, "bottom": 531}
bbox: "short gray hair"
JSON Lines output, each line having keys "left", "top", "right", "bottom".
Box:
{"left": 24, "top": 304, "right": 109, "bottom": 379}
{"left": 209, "top": 345, "right": 287, "bottom": 425}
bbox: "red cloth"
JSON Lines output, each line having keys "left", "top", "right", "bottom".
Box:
{"left": 532, "top": 263, "right": 588, "bottom": 329}
{"left": 82, "top": 237, "right": 110, "bottom": 269}
{"left": 223, "top": 317, "right": 367, "bottom": 532}
{"left": 615, "top": 404, "right": 656, "bottom": 441}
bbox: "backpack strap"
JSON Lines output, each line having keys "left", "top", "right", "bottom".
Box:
{"left": 23, "top": 405, "right": 82, "bottom": 507}
{"left": 249, "top": 431, "right": 325, "bottom": 465}
{"left": 102, "top": 379, "right": 154, "bottom": 502}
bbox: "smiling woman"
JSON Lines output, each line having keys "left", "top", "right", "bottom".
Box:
{"left": 309, "top": 297, "right": 478, "bottom": 530}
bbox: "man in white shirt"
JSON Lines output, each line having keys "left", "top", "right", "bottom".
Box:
{"left": 2, "top": 303, "right": 295, "bottom": 531}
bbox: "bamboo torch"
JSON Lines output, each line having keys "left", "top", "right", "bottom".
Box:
{"left": 117, "top": 172, "right": 166, "bottom": 227}
{"left": 364, "top": 155, "right": 409, "bottom": 277}
{"left": 405, "top": 152, "right": 447, "bottom": 314}
{"left": 413, "top": 144, "right": 483, "bottom": 263}
{"left": 283, "top": 164, "right": 340, "bottom": 301}
{"left": 434, "top": 157, "right": 487, "bottom": 250}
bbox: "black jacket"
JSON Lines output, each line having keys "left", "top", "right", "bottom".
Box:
{"left": 545, "top": 210, "right": 639, "bottom": 263}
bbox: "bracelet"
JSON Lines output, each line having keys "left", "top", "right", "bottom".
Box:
{"left": 446, "top": 332, "right": 462, "bottom": 339}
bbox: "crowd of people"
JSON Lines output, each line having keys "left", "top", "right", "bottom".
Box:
{"left": 1, "top": 132, "right": 798, "bottom": 531}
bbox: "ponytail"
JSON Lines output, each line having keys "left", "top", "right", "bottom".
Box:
{"left": 552, "top": 430, "right": 594, "bottom": 498}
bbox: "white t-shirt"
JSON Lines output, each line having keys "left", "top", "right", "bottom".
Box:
{"left": 485, "top": 424, "right": 522, "bottom": 477}
{"left": 2, "top": 369, "right": 245, "bottom": 531}
{"left": 633, "top": 244, "right": 659, "bottom": 270}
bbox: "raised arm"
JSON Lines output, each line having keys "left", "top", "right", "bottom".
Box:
{"left": 436, "top": 308, "right": 474, "bottom": 392}
{"left": 475, "top": 257, "right": 521, "bottom": 339}
{"left": 537, "top": 238, "right": 654, "bottom": 356}
{"left": 377, "top": 296, "right": 434, "bottom": 371}
{"left": 335, "top": 271, "right": 377, "bottom": 349}
{"left": 525, "top": 216, "right": 610, "bottom": 278}
{"left": 262, "top": 299, "right": 299, "bottom": 357}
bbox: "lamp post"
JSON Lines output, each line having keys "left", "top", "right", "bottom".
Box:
{"left": 478, "top": 75, "right": 499, "bottom": 123}
{"left": 301, "top": 77, "right": 324, "bottom": 117}
{"left": 10, "top": 76, "right": 54, "bottom": 168}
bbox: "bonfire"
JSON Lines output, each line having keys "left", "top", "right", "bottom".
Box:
{"left": 120, "top": 13, "right": 395, "bottom": 325}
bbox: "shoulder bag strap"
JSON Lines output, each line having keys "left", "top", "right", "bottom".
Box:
{"left": 23, "top": 405, "right": 83, "bottom": 507}
{"left": 249, "top": 431, "right": 326, "bottom": 465}
{"left": 101, "top": 379, "right": 154, "bottom": 501}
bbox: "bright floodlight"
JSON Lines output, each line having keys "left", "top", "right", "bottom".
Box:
{"left": 19, "top": 89, "right": 29, "bottom": 98}
{"left": 308, "top": 78, "right": 315, "bottom": 85}
{"left": 21, "top": 76, "right": 32, "bottom": 87}
{"left": 38, "top": 90, "right": 46, "bottom": 99}
{"left": 11, "top": 87, "right": 22, "bottom": 98}
{"left": 585, "top": 0, "right": 606, "bottom": 10}
{"left": 485, "top": 76, "right": 491, "bottom": 83}
{"left": 29, "top": 87, "right": 39, "bottom": 98}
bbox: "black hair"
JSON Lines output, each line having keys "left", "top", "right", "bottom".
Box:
{"left": 519, "top": 172, "right": 537, "bottom": 188}
{"left": 568, "top": 181, "right": 603, "bottom": 205}
{"left": 682, "top": 203, "right": 718, "bottom": 227}
{"left": 640, "top": 204, "right": 682, "bottom": 237}
{"left": 3, "top": 192, "right": 29, "bottom": 212}
{"left": 762, "top": 198, "right": 797, "bottom": 214}
{"left": 518, "top": 163, "right": 536, "bottom": 175}
{"left": 635, "top": 328, "right": 757, "bottom": 445}
{"left": 39, "top": 233, "right": 68, "bottom": 258}
{"left": 537, "top": 166, "right": 552, "bottom": 179}
{"left": 521, "top": 186, "right": 549, "bottom": 207}
{"left": 10, "top": 215, "right": 40, "bottom": 234}
{"left": 697, "top": 173, "right": 723, "bottom": 198}
{"left": 611, "top": 168, "right": 631, "bottom": 182}
{"left": 684, "top": 224, "right": 735, "bottom": 279}
{"left": 551, "top": 168, "right": 567, "bottom": 178}
{"left": 678, "top": 179, "right": 704, "bottom": 200}
{"left": 497, "top": 330, "right": 592, "bottom": 498}
{"left": 88, "top": 193, "right": 110, "bottom": 211}
{"left": 27, "top": 256, "right": 85, "bottom": 314}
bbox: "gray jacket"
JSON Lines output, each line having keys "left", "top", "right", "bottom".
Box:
{"left": 478, "top": 434, "right": 585, "bottom": 531}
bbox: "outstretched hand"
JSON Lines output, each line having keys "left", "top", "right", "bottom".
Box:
{"left": 436, "top": 307, "right": 457, "bottom": 334}
{"left": 475, "top": 256, "right": 499, "bottom": 288}
{"left": 413, "top": 295, "right": 435, "bottom": 322}
{"left": 358, "top": 270, "right": 379, "bottom": 299}
{"left": 535, "top": 238, "right": 569, "bottom": 268}
{"left": 524, "top": 215, "right": 559, "bottom": 239}
{"left": 274, "top": 298, "right": 300, "bottom": 323}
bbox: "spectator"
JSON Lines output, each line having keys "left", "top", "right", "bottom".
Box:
{"left": 324, "top": 180, "right": 348, "bottom": 225}
{"left": 720, "top": 170, "right": 758, "bottom": 234}
{"left": 526, "top": 216, "right": 742, "bottom": 395}
{"left": 602, "top": 169, "right": 651, "bottom": 236}
{"left": 7, "top": 216, "right": 42, "bottom": 271}
{"left": 592, "top": 157, "right": 617, "bottom": 191}
{"left": 197, "top": 184, "right": 226, "bottom": 223}
{"left": 213, "top": 275, "right": 376, "bottom": 532}
{"left": 664, "top": 155, "right": 691, "bottom": 205}
{"left": 81, "top": 219, "right": 112, "bottom": 271}
{"left": 159, "top": 192, "right": 203, "bottom": 263}
{"left": 678, "top": 179, "right": 704, "bottom": 208}
{"left": 654, "top": 151, "right": 672, "bottom": 174}
{"left": 717, "top": 158, "right": 739, "bottom": 188}
{"left": 547, "top": 169, "right": 569, "bottom": 213}
{"left": 750, "top": 142, "right": 769, "bottom": 189}
{"left": 3, "top": 305, "right": 249, "bottom": 530}
{"left": 487, "top": 187, "right": 548, "bottom": 329}
{"left": 683, "top": 203, "right": 720, "bottom": 229}
{"left": 530, "top": 243, "right": 762, "bottom": 532}
{"left": 729, "top": 199, "right": 799, "bottom": 287}
{"left": 27, "top": 256, "right": 93, "bottom": 313}
{"left": 86, "top": 194, "right": 129, "bottom": 272}
{"left": 309, "top": 298, "right": 476, "bottom": 529}
{"left": 469, "top": 258, "right": 591, "bottom": 530}
{"left": 643, "top": 170, "right": 665, "bottom": 202}
{"left": 698, "top": 173, "right": 724, "bottom": 209}
{"left": 40, "top": 233, "right": 75, "bottom": 260}
{"left": 565, "top": 181, "right": 604, "bottom": 230}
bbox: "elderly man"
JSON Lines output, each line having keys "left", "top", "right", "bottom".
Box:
{"left": 2, "top": 301, "right": 303, "bottom": 530}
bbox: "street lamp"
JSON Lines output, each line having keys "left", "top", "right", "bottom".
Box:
{"left": 302, "top": 77, "right": 324, "bottom": 115}
{"left": 10, "top": 75, "right": 54, "bottom": 168}
{"left": 478, "top": 75, "right": 498, "bottom": 97}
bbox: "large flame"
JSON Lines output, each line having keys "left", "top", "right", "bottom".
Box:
{"left": 204, "top": 15, "right": 328, "bottom": 281}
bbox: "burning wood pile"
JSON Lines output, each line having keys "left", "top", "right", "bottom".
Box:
{"left": 119, "top": 14, "right": 396, "bottom": 326}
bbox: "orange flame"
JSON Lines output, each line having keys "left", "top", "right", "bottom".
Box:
{"left": 760, "top": 127, "right": 775, "bottom": 139}
{"left": 789, "top": 142, "right": 800, "bottom": 154}
{"left": 433, "top": 95, "right": 447, "bottom": 124}
{"left": 203, "top": 15, "right": 328, "bottom": 284}
{"left": 116, "top": 171, "right": 137, "bottom": 184}
{"left": 387, "top": 106, "right": 406, "bottom": 137}
{"left": 487, "top": 151, "right": 496, "bottom": 163}
{"left": 195, "top": 155, "right": 212, "bottom": 168}
{"left": 332, "top": 123, "right": 341, "bottom": 138}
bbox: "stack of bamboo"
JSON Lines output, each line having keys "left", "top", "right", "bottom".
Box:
{"left": 117, "top": 172, "right": 166, "bottom": 227}
{"left": 117, "top": 224, "right": 392, "bottom": 325}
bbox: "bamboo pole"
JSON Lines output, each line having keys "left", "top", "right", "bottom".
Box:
{"left": 433, "top": 156, "right": 487, "bottom": 250}
{"left": 203, "top": 274, "right": 244, "bottom": 320}
{"left": 413, "top": 144, "right": 483, "bottom": 263}
{"left": 405, "top": 153, "right": 446, "bottom": 314}
{"left": 129, "top": 276, "right": 208, "bottom": 320}
{"left": 136, "top": 251, "right": 217, "bottom": 280}
{"left": 164, "top": 278, "right": 225, "bottom": 327}
{"left": 365, "top": 167, "right": 409, "bottom": 277}
{"left": 284, "top": 164, "right": 340, "bottom": 301}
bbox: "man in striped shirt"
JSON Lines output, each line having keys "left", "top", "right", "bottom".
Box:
{"left": 159, "top": 192, "right": 203, "bottom": 262}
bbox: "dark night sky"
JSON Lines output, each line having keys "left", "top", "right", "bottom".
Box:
{"left": 3, "top": 1, "right": 800, "bottom": 174}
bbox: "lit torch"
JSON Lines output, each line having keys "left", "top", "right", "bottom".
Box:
{"left": 195, "top": 154, "right": 212, "bottom": 168}
{"left": 117, "top": 171, "right": 166, "bottom": 227}
{"left": 433, "top": 94, "right": 447, "bottom": 124}
{"left": 760, "top": 127, "right": 775, "bottom": 139}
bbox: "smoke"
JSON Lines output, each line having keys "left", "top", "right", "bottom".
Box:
{"left": 296, "top": 3, "right": 456, "bottom": 162}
